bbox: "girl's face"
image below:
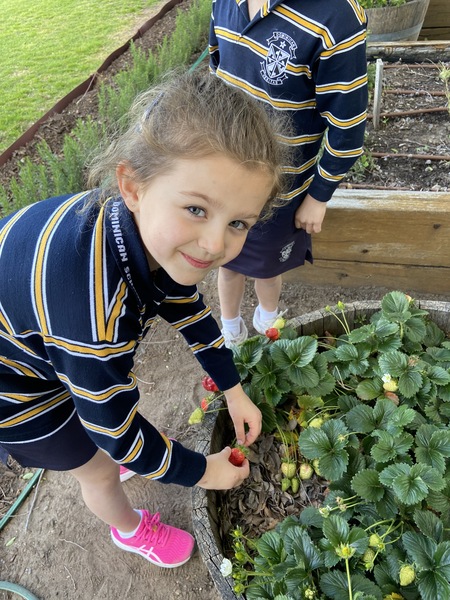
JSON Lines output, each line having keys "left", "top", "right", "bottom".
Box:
{"left": 117, "top": 154, "right": 273, "bottom": 286}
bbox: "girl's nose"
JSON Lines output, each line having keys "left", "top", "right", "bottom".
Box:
{"left": 198, "top": 227, "right": 226, "bottom": 258}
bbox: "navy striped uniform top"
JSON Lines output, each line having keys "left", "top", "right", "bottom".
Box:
{"left": 0, "top": 192, "right": 240, "bottom": 486}
{"left": 210, "top": 0, "right": 368, "bottom": 202}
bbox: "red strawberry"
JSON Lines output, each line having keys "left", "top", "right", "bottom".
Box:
{"left": 265, "top": 327, "right": 280, "bottom": 341}
{"left": 202, "top": 376, "right": 219, "bottom": 392}
{"left": 228, "top": 446, "right": 248, "bottom": 466}
{"left": 200, "top": 397, "right": 209, "bottom": 412}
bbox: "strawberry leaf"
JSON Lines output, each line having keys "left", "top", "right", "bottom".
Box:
{"left": 402, "top": 531, "right": 436, "bottom": 569}
{"left": 417, "top": 570, "right": 450, "bottom": 600}
{"left": 370, "top": 431, "right": 414, "bottom": 463}
{"left": 345, "top": 404, "right": 377, "bottom": 433}
{"left": 392, "top": 464, "right": 429, "bottom": 505}
{"left": 378, "top": 350, "right": 408, "bottom": 377}
{"left": 399, "top": 369, "right": 423, "bottom": 398}
{"left": 270, "top": 336, "right": 318, "bottom": 369}
{"left": 351, "top": 469, "right": 384, "bottom": 502}
{"left": 404, "top": 316, "right": 427, "bottom": 343}
{"left": 356, "top": 379, "right": 382, "bottom": 400}
{"left": 413, "top": 508, "right": 444, "bottom": 544}
{"left": 380, "top": 291, "right": 412, "bottom": 322}
{"left": 323, "top": 514, "right": 349, "bottom": 547}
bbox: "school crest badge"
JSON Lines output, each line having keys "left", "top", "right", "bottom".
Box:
{"left": 260, "top": 31, "right": 297, "bottom": 85}
{"left": 279, "top": 241, "right": 295, "bottom": 262}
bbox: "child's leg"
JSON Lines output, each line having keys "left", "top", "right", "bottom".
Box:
{"left": 254, "top": 275, "right": 282, "bottom": 313}
{"left": 217, "top": 267, "right": 246, "bottom": 319}
{"left": 69, "top": 449, "right": 139, "bottom": 533}
{"left": 70, "top": 449, "right": 195, "bottom": 568}
{"left": 218, "top": 267, "right": 248, "bottom": 346}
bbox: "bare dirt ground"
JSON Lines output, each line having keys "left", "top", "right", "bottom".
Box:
{"left": 1, "top": 2, "right": 449, "bottom": 599}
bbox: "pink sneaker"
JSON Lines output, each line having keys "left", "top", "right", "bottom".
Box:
{"left": 119, "top": 466, "right": 136, "bottom": 482}
{"left": 110, "top": 510, "right": 195, "bottom": 568}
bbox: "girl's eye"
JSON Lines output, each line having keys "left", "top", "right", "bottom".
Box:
{"left": 187, "top": 206, "right": 206, "bottom": 217}
{"left": 229, "top": 220, "right": 248, "bottom": 231}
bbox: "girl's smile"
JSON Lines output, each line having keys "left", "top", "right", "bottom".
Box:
{"left": 181, "top": 253, "right": 214, "bottom": 270}
{"left": 117, "top": 154, "right": 273, "bottom": 286}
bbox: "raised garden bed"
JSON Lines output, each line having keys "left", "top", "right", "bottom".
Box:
{"left": 192, "top": 297, "right": 450, "bottom": 599}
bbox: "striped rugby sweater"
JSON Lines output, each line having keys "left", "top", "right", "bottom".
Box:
{"left": 0, "top": 192, "right": 240, "bottom": 486}
{"left": 210, "top": 0, "right": 368, "bottom": 202}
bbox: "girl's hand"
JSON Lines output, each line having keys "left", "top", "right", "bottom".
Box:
{"left": 223, "top": 383, "right": 262, "bottom": 446}
{"left": 196, "top": 447, "right": 249, "bottom": 490}
{"left": 294, "top": 193, "right": 327, "bottom": 234}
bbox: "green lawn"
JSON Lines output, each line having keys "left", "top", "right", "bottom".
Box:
{"left": 0, "top": 0, "right": 161, "bottom": 153}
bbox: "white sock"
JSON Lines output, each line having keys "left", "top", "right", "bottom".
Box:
{"left": 257, "top": 305, "right": 279, "bottom": 322}
{"left": 117, "top": 509, "right": 143, "bottom": 538}
{"left": 221, "top": 316, "right": 242, "bottom": 336}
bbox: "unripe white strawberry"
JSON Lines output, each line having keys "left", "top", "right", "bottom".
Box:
{"left": 281, "top": 461, "right": 296, "bottom": 479}
{"left": 399, "top": 564, "right": 415, "bottom": 586}
{"left": 273, "top": 317, "right": 286, "bottom": 330}
{"left": 383, "top": 380, "right": 398, "bottom": 392}
{"left": 299, "top": 463, "right": 314, "bottom": 480}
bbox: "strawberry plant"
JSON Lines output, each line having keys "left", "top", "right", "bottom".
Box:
{"left": 220, "top": 291, "right": 450, "bottom": 600}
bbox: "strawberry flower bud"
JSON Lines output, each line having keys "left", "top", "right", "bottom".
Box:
{"left": 336, "top": 543, "right": 355, "bottom": 559}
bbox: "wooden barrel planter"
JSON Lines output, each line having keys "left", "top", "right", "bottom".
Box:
{"left": 366, "top": 0, "right": 431, "bottom": 41}
{"left": 191, "top": 300, "right": 450, "bottom": 599}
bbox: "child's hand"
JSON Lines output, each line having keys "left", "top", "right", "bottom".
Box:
{"left": 223, "top": 384, "right": 262, "bottom": 446}
{"left": 294, "top": 193, "right": 327, "bottom": 233}
{"left": 196, "top": 447, "right": 250, "bottom": 490}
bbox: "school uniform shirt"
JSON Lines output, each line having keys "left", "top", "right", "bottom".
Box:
{"left": 209, "top": 0, "right": 368, "bottom": 277}
{"left": 209, "top": 0, "right": 368, "bottom": 203}
{"left": 0, "top": 192, "right": 240, "bottom": 487}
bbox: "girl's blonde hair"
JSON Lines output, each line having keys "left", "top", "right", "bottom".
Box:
{"left": 88, "top": 70, "right": 292, "bottom": 213}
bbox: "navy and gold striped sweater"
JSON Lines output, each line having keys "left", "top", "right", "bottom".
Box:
{"left": 210, "top": 0, "right": 368, "bottom": 202}
{"left": 0, "top": 192, "right": 240, "bottom": 486}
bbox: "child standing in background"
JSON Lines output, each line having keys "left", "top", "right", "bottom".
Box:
{"left": 210, "top": 0, "right": 368, "bottom": 345}
{"left": 0, "top": 71, "right": 289, "bottom": 568}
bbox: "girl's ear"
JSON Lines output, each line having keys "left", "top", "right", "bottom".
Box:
{"left": 116, "top": 163, "right": 140, "bottom": 213}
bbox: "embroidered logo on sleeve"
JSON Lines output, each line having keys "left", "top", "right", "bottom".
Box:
{"left": 279, "top": 241, "right": 295, "bottom": 262}
{"left": 260, "top": 32, "right": 297, "bottom": 85}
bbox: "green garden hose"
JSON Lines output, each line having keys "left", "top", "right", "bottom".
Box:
{"left": 0, "top": 470, "right": 44, "bottom": 598}
{"left": 0, "top": 468, "right": 44, "bottom": 531}
{"left": 0, "top": 581, "right": 40, "bottom": 599}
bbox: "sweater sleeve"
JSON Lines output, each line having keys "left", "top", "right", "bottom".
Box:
{"left": 307, "top": 24, "right": 368, "bottom": 202}
{"left": 156, "top": 282, "right": 241, "bottom": 392}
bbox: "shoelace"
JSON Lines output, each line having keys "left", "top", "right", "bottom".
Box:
{"left": 135, "top": 512, "right": 170, "bottom": 547}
